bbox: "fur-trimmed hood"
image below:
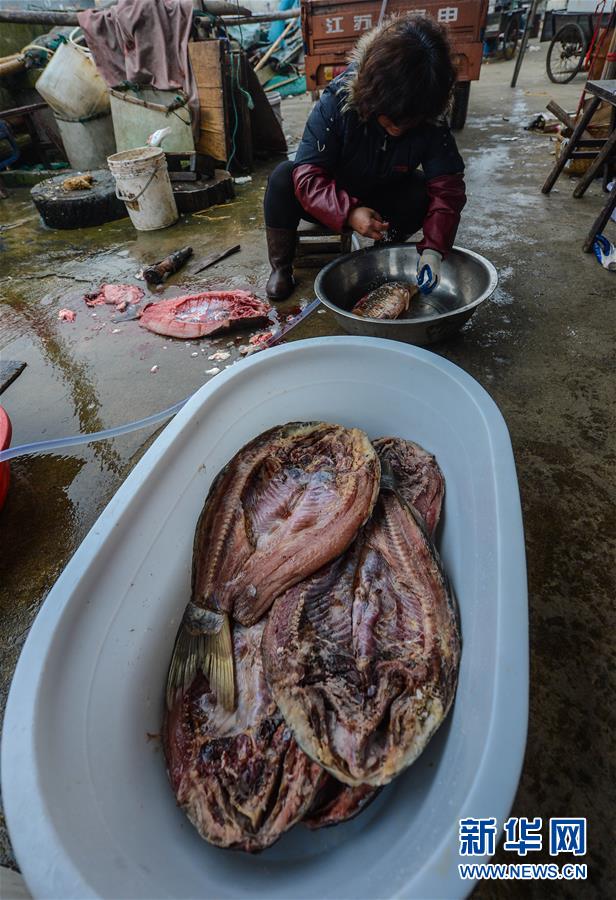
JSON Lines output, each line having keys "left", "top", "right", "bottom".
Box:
{"left": 337, "top": 15, "right": 450, "bottom": 125}
{"left": 338, "top": 18, "right": 387, "bottom": 112}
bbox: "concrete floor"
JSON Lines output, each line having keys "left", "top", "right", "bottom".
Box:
{"left": 1, "top": 42, "right": 614, "bottom": 897}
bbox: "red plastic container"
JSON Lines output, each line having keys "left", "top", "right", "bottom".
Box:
{"left": 0, "top": 405, "right": 12, "bottom": 510}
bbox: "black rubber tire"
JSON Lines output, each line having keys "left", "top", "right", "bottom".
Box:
{"left": 547, "top": 23, "right": 586, "bottom": 84}
{"left": 31, "top": 170, "right": 127, "bottom": 230}
{"left": 173, "top": 172, "right": 235, "bottom": 214}
{"left": 450, "top": 82, "right": 471, "bottom": 132}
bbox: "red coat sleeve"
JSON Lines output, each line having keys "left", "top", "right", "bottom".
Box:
{"left": 292, "top": 164, "right": 359, "bottom": 233}
{"left": 417, "top": 173, "right": 466, "bottom": 258}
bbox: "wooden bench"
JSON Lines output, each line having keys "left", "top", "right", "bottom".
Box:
{"left": 295, "top": 219, "right": 352, "bottom": 266}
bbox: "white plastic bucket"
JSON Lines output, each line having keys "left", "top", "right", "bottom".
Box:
{"left": 36, "top": 42, "right": 110, "bottom": 120}
{"left": 107, "top": 146, "right": 178, "bottom": 231}
{"left": 55, "top": 112, "right": 116, "bottom": 171}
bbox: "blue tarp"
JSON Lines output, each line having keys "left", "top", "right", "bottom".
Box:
{"left": 268, "top": 0, "right": 299, "bottom": 44}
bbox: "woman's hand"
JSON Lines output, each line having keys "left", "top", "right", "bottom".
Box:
{"left": 347, "top": 207, "right": 389, "bottom": 241}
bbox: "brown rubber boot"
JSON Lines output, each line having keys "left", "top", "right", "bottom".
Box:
{"left": 265, "top": 226, "right": 296, "bottom": 301}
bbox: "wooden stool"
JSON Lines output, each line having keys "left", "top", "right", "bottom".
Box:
{"left": 542, "top": 79, "right": 616, "bottom": 252}
{"left": 295, "top": 219, "right": 352, "bottom": 267}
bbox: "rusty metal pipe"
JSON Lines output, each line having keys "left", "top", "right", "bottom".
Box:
{"left": 0, "top": 54, "right": 26, "bottom": 77}
{"left": 0, "top": 7, "right": 299, "bottom": 27}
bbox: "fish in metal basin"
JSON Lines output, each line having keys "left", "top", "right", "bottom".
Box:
{"left": 163, "top": 621, "right": 325, "bottom": 851}
{"left": 166, "top": 422, "right": 380, "bottom": 711}
{"left": 301, "top": 437, "right": 446, "bottom": 824}
{"left": 351, "top": 281, "right": 418, "bottom": 320}
{"left": 262, "top": 475, "right": 460, "bottom": 787}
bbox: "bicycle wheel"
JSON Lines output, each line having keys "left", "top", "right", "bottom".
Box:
{"left": 547, "top": 22, "right": 586, "bottom": 84}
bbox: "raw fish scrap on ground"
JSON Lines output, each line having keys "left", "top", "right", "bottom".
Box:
{"left": 163, "top": 621, "right": 324, "bottom": 852}
{"left": 249, "top": 330, "right": 275, "bottom": 345}
{"left": 139, "top": 290, "right": 272, "bottom": 339}
{"left": 84, "top": 283, "right": 145, "bottom": 311}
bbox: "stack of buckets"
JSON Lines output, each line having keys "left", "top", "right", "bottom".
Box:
{"left": 37, "top": 41, "right": 177, "bottom": 231}
{"left": 35, "top": 41, "right": 116, "bottom": 171}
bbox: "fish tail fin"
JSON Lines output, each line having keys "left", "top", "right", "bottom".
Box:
{"left": 166, "top": 606, "right": 235, "bottom": 711}
{"left": 203, "top": 613, "right": 235, "bottom": 710}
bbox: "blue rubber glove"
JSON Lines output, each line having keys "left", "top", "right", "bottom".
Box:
{"left": 417, "top": 249, "right": 442, "bottom": 295}
{"left": 592, "top": 233, "right": 616, "bottom": 271}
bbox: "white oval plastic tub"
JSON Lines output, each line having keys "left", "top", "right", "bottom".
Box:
{"left": 2, "top": 337, "right": 528, "bottom": 900}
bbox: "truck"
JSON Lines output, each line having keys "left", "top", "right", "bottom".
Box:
{"left": 301, "top": 0, "right": 490, "bottom": 129}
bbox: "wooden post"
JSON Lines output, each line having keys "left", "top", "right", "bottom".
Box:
{"left": 511, "top": 0, "right": 542, "bottom": 88}
{"left": 189, "top": 40, "right": 229, "bottom": 162}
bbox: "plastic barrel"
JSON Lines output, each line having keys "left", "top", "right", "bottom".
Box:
{"left": 107, "top": 146, "right": 178, "bottom": 231}
{"left": 35, "top": 42, "right": 110, "bottom": 120}
{"left": 55, "top": 112, "right": 117, "bottom": 171}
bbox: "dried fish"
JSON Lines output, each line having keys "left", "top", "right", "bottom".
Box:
{"left": 304, "top": 778, "right": 380, "bottom": 830}
{"left": 372, "top": 437, "right": 444, "bottom": 538}
{"left": 262, "top": 485, "right": 460, "bottom": 787}
{"left": 301, "top": 437, "right": 446, "bottom": 824}
{"left": 164, "top": 621, "right": 324, "bottom": 851}
{"left": 166, "top": 423, "right": 380, "bottom": 711}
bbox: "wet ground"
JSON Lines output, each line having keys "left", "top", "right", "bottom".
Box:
{"left": 1, "top": 43, "right": 614, "bottom": 897}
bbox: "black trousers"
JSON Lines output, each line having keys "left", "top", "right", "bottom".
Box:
{"left": 264, "top": 159, "right": 429, "bottom": 233}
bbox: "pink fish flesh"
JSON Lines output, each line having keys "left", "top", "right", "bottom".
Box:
{"left": 139, "top": 290, "right": 272, "bottom": 339}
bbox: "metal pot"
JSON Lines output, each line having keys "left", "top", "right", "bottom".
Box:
{"left": 314, "top": 243, "right": 498, "bottom": 345}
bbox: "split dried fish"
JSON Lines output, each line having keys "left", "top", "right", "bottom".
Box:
{"left": 262, "top": 477, "right": 460, "bottom": 787}
{"left": 164, "top": 621, "right": 324, "bottom": 851}
{"left": 166, "top": 423, "right": 380, "bottom": 711}
{"left": 372, "top": 437, "right": 444, "bottom": 538}
{"left": 351, "top": 282, "right": 417, "bottom": 320}
{"left": 301, "top": 437, "right": 446, "bottom": 824}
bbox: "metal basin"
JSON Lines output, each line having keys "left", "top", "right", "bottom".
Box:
{"left": 314, "top": 243, "right": 498, "bottom": 345}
